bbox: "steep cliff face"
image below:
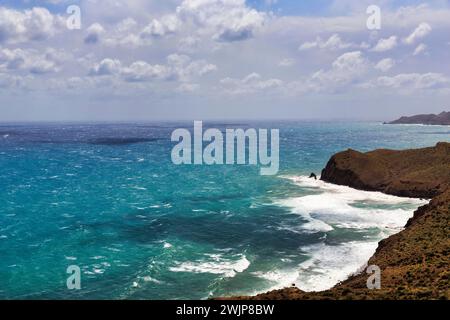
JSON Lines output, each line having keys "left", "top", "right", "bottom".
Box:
{"left": 225, "top": 142, "right": 450, "bottom": 300}
{"left": 320, "top": 142, "right": 450, "bottom": 198}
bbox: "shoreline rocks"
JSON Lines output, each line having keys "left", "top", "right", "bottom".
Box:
{"left": 222, "top": 142, "right": 450, "bottom": 300}
{"left": 320, "top": 142, "right": 449, "bottom": 198}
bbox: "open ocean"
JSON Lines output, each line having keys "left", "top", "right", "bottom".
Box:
{"left": 0, "top": 121, "right": 448, "bottom": 299}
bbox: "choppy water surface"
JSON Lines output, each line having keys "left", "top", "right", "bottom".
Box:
{"left": 0, "top": 121, "right": 447, "bottom": 299}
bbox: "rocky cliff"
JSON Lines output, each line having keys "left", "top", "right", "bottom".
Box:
{"left": 320, "top": 142, "right": 450, "bottom": 198}
{"left": 386, "top": 111, "right": 450, "bottom": 125}
{"left": 225, "top": 142, "right": 450, "bottom": 300}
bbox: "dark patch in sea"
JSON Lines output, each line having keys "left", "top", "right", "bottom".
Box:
{"left": 418, "top": 131, "right": 450, "bottom": 135}
{"left": 87, "top": 137, "right": 160, "bottom": 145}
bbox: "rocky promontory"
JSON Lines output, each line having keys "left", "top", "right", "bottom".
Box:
{"left": 386, "top": 111, "right": 450, "bottom": 125}
{"left": 320, "top": 142, "right": 450, "bottom": 198}
{"left": 225, "top": 142, "right": 450, "bottom": 300}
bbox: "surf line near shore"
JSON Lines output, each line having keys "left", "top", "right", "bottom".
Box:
{"left": 261, "top": 175, "right": 428, "bottom": 293}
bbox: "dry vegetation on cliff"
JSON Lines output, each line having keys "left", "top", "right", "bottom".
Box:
{"left": 224, "top": 142, "right": 450, "bottom": 300}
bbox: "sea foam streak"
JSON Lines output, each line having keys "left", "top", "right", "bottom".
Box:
{"left": 276, "top": 176, "right": 427, "bottom": 233}
{"left": 267, "top": 176, "right": 428, "bottom": 292}
{"left": 170, "top": 253, "right": 250, "bottom": 278}
{"left": 295, "top": 241, "right": 381, "bottom": 291}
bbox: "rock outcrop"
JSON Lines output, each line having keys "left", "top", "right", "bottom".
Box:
{"left": 386, "top": 111, "right": 450, "bottom": 125}
{"left": 224, "top": 142, "right": 450, "bottom": 300}
{"left": 320, "top": 142, "right": 450, "bottom": 198}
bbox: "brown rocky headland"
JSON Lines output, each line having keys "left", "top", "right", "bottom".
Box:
{"left": 386, "top": 111, "right": 450, "bottom": 125}
{"left": 222, "top": 142, "right": 450, "bottom": 300}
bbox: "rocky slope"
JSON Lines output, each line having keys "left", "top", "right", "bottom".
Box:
{"left": 225, "top": 142, "right": 450, "bottom": 300}
{"left": 320, "top": 142, "right": 450, "bottom": 198}
{"left": 386, "top": 111, "right": 450, "bottom": 125}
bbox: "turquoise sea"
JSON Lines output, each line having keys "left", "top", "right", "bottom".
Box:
{"left": 0, "top": 121, "right": 448, "bottom": 299}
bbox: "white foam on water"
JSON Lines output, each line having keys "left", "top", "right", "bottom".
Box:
{"left": 284, "top": 175, "right": 427, "bottom": 204}
{"left": 265, "top": 175, "right": 429, "bottom": 292}
{"left": 132, "top": 186, "right": 147, "bottom": 191}
{"left": 169, "top": 253, "right": 250, "bottom": 278}
{"left": 251, "top": 269, "right": 300, "bottom": 290}
{"left": 276, "top": 175, "right": 427, "bottom": 232}
{"left": 163, "top": 242, "right": 173, "bottom": 249}
{"left": 142, "top": 276, "right": 163, "bottom": 284}
{"left": 387, "top": 123, "right": 450, "bottom": 127}
{"left": 251, "top": 242, "right": 380, "bottom": 293}
{"left": 296, "top": 241, "right": 378, "bottom": 291}
{"left": 65, "top": 256, "right": 77, "bottom": 261}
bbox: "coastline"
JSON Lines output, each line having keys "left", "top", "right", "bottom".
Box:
{"left": 220, "top": 142, "right": 450, "bottom": 300}
{"left": 385, "top": 111, "right": 450, "bottom": 126}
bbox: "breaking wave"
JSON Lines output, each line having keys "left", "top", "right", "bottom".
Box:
{"left": 266, "top": 175, "right": 428, "bottom": 292}
{"left": 169, "top": 253, "right": 250, "bottom": 278}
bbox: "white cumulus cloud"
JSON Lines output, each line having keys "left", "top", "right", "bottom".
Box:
{"left": 299, "top": 34, "right": 354, "bottom": 51}
{"left": 413, "top": 43, "right": 427, "bottom": 56}
{"left": 0, "top": 7, "right": 60, "bottom": 44}
{"left": 375, "top": 58, "right": 395, "bottom": 72}
{"left": 84, "top": 23, "right": 105, "bottom": 44}
{"left": 404, "top": 23, "right": 432, "bottom": 45}
{"left": 309, "top": 51, "right": 369, "bottom": 91}
{"left": 372, "top": 36, "right": 398, "bottom": 52}
{"left": 368, "top": 73, "right": 448, "bottom": 92}
{"left": 176, "top": 0, "right": 266, "bottom": 42}
{"left": 89, "top": 54, "right": 217, "bottom": 83}
{"left": 220, "top": 72, "right": 283, "bottom": 94}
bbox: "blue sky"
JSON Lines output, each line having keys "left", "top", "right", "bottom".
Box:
{"left": 1, "top": 0, "right": 449, "bottom": 121}
{"left": 248, "top": 0, "right": 335, "bottom": 15}
{"left": 3, "top": 0, "right": 442, "bottom": 15}
{"left": 248, "top": 0, "right": 447, "bottom": 15}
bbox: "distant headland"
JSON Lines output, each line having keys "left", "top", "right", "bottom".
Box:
{"left": 385, "top": 111, "right": 450, "bottom": 125}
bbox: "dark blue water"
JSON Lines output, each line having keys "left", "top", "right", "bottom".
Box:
{"left": 0, "top": 122, "right": 448, "bottom": 299}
